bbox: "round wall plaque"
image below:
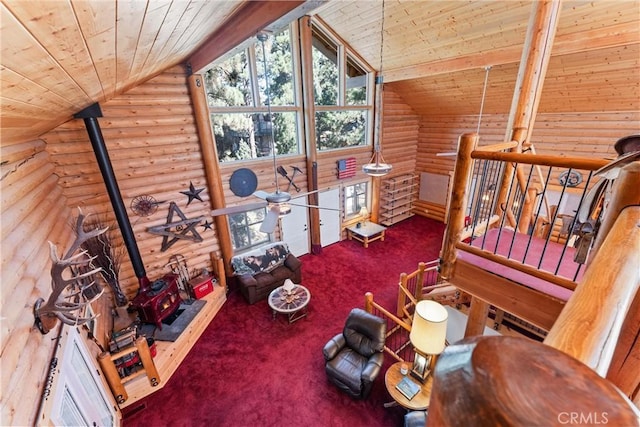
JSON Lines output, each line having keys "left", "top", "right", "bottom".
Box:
{"left": 229, "top": 168, "right": 258, "bottom": 197}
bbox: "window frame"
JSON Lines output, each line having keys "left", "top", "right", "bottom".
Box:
{"left": 228, "top": 208, "right": 271, "bottom": 252}
{"left": 343, "top": 181, "right": 370, "bottom": 219}
{"left": 204, "top": 25, "right": 304, "bottom": 164}
{"left": 310, "top": 20, "right": 376, "bottom": 152}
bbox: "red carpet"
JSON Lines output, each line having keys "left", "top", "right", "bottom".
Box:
{"left": 123, "top": 216, "right": 445, "bottom": 427}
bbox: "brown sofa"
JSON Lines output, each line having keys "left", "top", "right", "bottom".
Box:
{"left": 231, "top": 242, "right": 302, "bottom": 304}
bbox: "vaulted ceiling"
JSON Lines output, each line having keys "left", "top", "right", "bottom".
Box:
{"left": 1, "top": 0, "right": 638, "bottom": 147}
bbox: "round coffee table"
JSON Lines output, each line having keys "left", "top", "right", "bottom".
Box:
{"left": 268, "top": 284, "right": 310, "bottom": 323}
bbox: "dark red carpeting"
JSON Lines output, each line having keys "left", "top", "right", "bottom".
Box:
{"left": 123, "top": 216, "right": 445, "bottom": 427}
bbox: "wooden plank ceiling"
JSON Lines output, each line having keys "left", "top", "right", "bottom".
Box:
{"left": 312, "top": 0, "right": 640, "bottom": 116}
{"left": 0, "top": 0, "right": 312, "bottom": 146}
{"left": 1, "top": 0, "right": 638, "bottom": 146}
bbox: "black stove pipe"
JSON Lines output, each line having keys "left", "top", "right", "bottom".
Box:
{"left": 74, "top": 103, "right": 151, "bottom": 291}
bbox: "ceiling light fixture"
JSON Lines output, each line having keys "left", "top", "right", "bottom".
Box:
{"left": 363, "top": 0, "right": 392, "bottom": 177}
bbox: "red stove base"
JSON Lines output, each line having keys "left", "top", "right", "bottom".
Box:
{"left": 131, "top": 274, "right": 181, "bottom": 330}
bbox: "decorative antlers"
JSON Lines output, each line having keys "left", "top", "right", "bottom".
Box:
{"left": 34, "top": 209, "right": 109, "bottom": 334}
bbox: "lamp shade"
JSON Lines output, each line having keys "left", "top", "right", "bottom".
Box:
{"left": 410, "top": 300, "right": 448, "bottom": 355}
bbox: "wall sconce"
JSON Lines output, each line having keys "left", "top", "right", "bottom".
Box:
{"left": 409, "top": 300, "right": 448, "bottom": 383}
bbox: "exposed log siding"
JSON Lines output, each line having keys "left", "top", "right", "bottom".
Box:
{"left": 413, "top": 111, "right": 639, "bottom": 222}
{"left": 0, "top": 138, "right": 75, "bottom": 426}
{"left": 42, "top": 66, "right": 220, "bottom": 299}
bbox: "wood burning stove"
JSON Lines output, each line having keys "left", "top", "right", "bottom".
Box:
{"left": 130, "top": 274, "right": 181, "bottom": 330}
{"left": 75, "top": 104, "right": 183, "bottom": 330}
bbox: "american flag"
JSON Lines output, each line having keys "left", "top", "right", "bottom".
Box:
{"left": 337, "top": 157, "right": 356, "bottom": 179}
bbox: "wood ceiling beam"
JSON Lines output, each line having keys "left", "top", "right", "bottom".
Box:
{"left": 187, "top": 0, "right": 305, "bottom": 73}
{"left": 383, "top": 20, "right": 639, "bottom": 83}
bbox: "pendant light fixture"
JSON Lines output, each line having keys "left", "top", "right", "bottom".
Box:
{"left": 363, "top": 0, "right": 392, "bottom": 177}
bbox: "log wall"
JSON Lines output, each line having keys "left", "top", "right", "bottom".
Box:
{"left": 412, "top": 111, "right": 640, "bottom": 222}
{"left": 0, "top": 138, "right": 75, "bottom": 425}
{"left": 42, "top": 65, "right": 220, "bottom": 299}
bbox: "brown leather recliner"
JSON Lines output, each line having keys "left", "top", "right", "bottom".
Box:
{"left": 323, "top": 308, "right": 386, "bottom": 399}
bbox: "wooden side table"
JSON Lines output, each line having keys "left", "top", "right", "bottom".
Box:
{"left": 384, "top": 361, "right": 433, "bottom": 410}
{"left": 346, "top": 222, "right": 387, "bottom": 248}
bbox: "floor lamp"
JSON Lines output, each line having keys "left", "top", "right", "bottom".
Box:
{"left": 409, "top": 300, "right": 448, "bottom": 383}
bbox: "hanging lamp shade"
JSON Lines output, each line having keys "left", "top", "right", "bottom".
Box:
{"left": 362, "top": 150, "right": 392, "bottom": 176}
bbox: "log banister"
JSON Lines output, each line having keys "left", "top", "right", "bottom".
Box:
{"left": 472, "top": 150, "right": 609, "bottom": 170}
{"left": 544, "top": 206, "right": 640, "bottom": 376}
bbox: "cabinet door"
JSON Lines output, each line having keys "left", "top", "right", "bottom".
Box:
{"left": 319, "top": 188, "right": 341, "bottom": 247}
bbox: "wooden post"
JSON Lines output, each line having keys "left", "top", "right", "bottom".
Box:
{"left": 518, "top": 187, "right": 538, "bottom": 234}
{"left": 440, "top": 133, "right": 478, "bottom": 279}
{"left": 607, "top": 289, "right": 640, "bottom": 403}
{"left": 494, "top": 127, "right": 527, "bottom": 226}
{"left": 504, "top": 0, "right": 563, "bottom": 146}
{"left": 397, "top": 273, "right": 408, "bottom": 318}
{"left": 98, "top": 351, "right": 128, "bottom": 404}
{"left": 464, "top": 297, "right": 490, "bottom": 338}
{"left": 365, "top": 292, "right": 374, "bottom": 313}
{"left": 415, "top": 262, "right": 426, "bottom": 299}
{"left": 299, "top": 17, "right": 322, "bottom": 254}
{"left": 187, "top": 74, "right": 234, "bottom": 274}
{"left": 544, "top": 207, "right": 640, "bottom": 376}
{"left": 589, "top": 162, "right": 640, "bottom": 264}
{"left": 135, "top": 336, "right": 160, "bottom": 388}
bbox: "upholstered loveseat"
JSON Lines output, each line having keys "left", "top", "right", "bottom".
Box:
{"left": 231, "top": 242, "right": 302, "bottom": 304}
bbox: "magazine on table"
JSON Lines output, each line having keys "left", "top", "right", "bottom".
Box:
{"left": 395, "top": 376, "right": 421, "bottom": 400}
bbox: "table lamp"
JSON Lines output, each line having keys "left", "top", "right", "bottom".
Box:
{"left": 409, "top": 300, "right": 448, "bottom": 383}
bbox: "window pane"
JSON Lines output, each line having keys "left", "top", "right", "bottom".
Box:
{"left": 212, "top": 112, "right": 298, "bottom": 162}
{"left": 312, "top": 32, "right": 338, "bottom": 106}
{"left": 316, "top": 110, "right": 366, "bottom": 150}
{"left": 229, "top": 209, "right": 269, "bottom": 251}
{"left": 346, "top": 55, "right": 367, "bottom": 106}
{"left": 257, "top": 29, "right": 294, "bottom": 106}
{"left": 344, "top": 182, "right": 368, "bottom": 216}
{"left": 205, "top": 51, "right": 253, "bottom": 108}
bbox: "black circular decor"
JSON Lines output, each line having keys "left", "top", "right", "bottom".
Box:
{"left": 229, "top": 168, "right": 258, "bottom": 197}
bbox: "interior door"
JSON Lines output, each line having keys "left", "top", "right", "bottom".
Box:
{"left": 319, "top": 188, "right": 341, "bottom": 247}
{"left": 280, "top": 197, "right": 310, "bottom": 257}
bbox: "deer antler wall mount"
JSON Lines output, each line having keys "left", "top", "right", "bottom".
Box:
{"left": 34, "top": 209, "right": 108, "bottom": 334}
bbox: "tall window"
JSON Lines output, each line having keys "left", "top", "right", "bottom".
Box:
{"left": 204, "top": 27, "right": 300, "bottom": 163}
{"left": 229, "top": 209, "right": 270, "bottom": 251}
{"left": 312, "top": 24, "right": 374, "bottom": 151}
{"left": 344, "top": 182, "right": 369, "bottom": 217}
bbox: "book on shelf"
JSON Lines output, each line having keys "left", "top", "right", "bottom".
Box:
{"left": 395, "top": 376, "right": 421, "bottom": 400}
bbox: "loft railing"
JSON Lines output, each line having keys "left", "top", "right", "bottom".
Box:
{"left": 364, "top": 292, "right": 413, "bottom": 363}
{"left": 544, "top": 206, "right": 640, "bottom": 381}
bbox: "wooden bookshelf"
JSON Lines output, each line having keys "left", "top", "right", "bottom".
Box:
{"left": 119, "top": 285, "right": 227, "bottom": 408}
{"left": 379, "top": 174, "right": 418, "bottom": 226}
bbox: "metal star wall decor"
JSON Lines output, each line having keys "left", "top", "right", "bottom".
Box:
{"left": 147, "top": 202, "right": 204, "bottom": 251}
{"left": 180, "top": 181, "right": 205, "bottom": 205}
{"left": 201, "top": 220, "right": 213, "bottom": 231}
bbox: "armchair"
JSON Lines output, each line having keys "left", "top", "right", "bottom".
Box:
{"left": 323, "top": 308, "right": 386, "bottom": 399}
